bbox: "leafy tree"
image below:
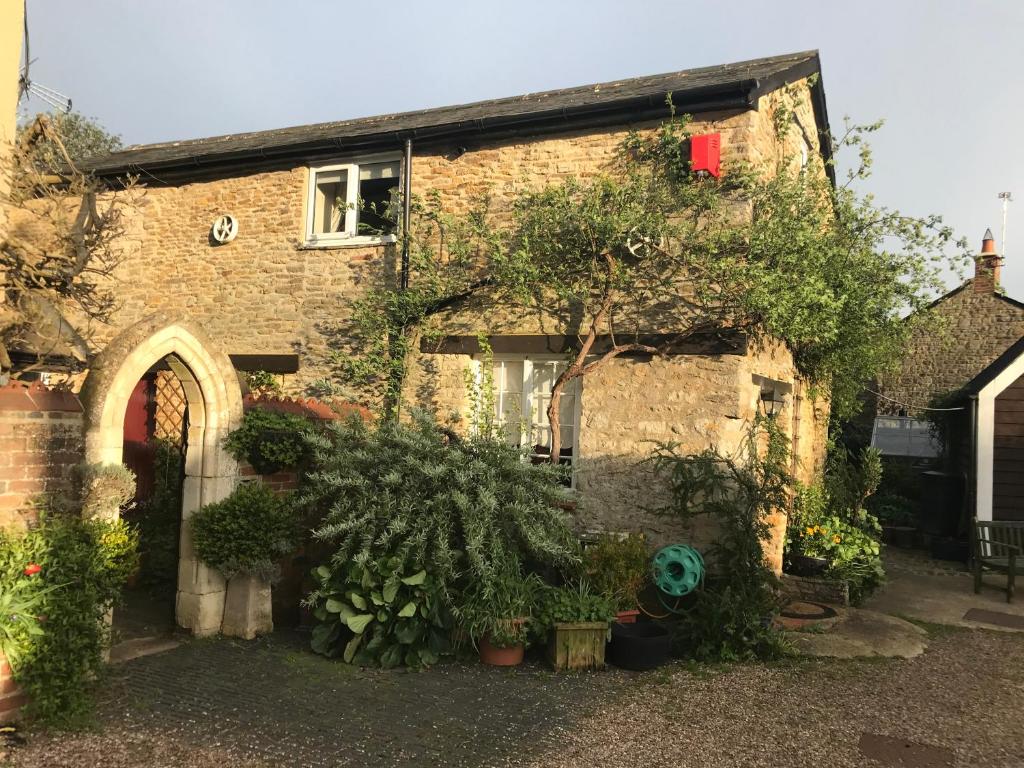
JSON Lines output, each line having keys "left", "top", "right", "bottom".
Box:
{"left": 2, "top": 113, "right": 135, "bottom": 375}
{"left": 331, "top": 87, "right": 968, "bottom": 451}
{"left": 17, "top": 110, "right": 122, "bottom": 171}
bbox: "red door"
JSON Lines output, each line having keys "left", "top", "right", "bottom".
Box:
{"left": 122, "top": 375, "right": 156, "bottom": 501}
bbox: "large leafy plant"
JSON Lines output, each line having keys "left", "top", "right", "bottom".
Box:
{"left": 306, "top": 556, "right": 449, "bottom": 668}
{"left": 302, "top": 412, "right": 579, "bottom": 604}
{"left": 190, "top": 482, "right": 298, "bottom": 581}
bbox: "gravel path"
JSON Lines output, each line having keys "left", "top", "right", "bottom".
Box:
{"left": 6, "top": 626, "right": 1023, "bottom": 767}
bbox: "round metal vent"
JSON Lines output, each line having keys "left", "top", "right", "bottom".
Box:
{"left": 211, "top": 214, "right": 238, "bottom": 244}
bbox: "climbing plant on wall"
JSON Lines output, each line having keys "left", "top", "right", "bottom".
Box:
{"left": 329, "top": 88, "right": 968, "bottom": 438}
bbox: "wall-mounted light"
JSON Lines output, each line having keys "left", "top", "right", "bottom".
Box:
{"left": 760, "top": 388, "right": 787, "bottom": 418}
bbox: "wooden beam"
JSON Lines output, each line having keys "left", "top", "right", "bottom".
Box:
{"left": 419, "top": 332, "right": 747, "bottom": 357}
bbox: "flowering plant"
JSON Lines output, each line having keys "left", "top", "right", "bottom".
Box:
{"left": 0, "top": 565, "right": 55, "bottom": 671}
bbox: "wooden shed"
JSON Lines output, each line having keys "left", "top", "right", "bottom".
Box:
{"left": 966, "top": 335, "right": 1024, "bottom": 521}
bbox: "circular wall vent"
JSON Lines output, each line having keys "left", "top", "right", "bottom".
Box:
{"left": 211, "top": 214, "right": 238, "bottom": 244}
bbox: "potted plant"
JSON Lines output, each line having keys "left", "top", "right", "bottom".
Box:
{"left": 535, "top": 583, "right": 614, "bottom": 671}
{"left": 190, "top": 481, "right": 298, "bottom": 639}
{"left": 457, "top": 573, "right": 537, "bottom": 667}
{"left": 583, "top": 533, "right": 648, "bottom": 623}
{"left": 223, "top": 408, "right": 311, "bottom": 476}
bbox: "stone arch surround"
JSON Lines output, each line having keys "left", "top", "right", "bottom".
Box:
{"left": 79, "top": 313, "right": 243, "bottom": 635}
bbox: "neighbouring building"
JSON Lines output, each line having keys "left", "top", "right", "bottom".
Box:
{"left": 875, "top": 231, "right": 1024, "bottom": 525}
{"left": 5, "top": 51, "right": 834, "bottom": 637}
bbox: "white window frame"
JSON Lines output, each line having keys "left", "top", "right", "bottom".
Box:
{"left": 473, "top": 354, "right": 583, "bottom": 483}
{"left": 304, "top": 153, "right": 401, "bottom": 247}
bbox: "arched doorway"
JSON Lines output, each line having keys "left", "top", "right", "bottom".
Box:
{"left": 80, "top": 314, "right": 243, "bottom": 636}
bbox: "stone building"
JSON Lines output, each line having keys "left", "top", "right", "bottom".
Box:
{"left": 5, "top": 51, "right": 834, "bottom": 638}
{"left": 878, "top": 230, "right": 1024, "bottom": 414}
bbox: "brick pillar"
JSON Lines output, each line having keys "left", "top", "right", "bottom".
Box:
{"left": 0, "top": 381, "right": 85, "bottom": 530}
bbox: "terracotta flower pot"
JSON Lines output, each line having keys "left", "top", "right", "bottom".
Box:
{"left": 478, "top": 634, "right": 525, "bottom": 666}
{"left": 615, "top": 609, "right": 640, "bottom": 625}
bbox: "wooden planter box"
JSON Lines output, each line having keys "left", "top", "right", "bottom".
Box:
{"left": 547, "top": 622, "right": 608, "bottom": 671}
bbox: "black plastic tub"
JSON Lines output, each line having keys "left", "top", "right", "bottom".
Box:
{"left": 606, "top": 621, "right": 671, "bottom": 671}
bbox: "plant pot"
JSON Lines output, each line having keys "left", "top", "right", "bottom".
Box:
{"left": 787, "top": 555, "right": 828, "bottom": 578}
{"left": 615, "top": 609, "right": 640, "bottom": 625}
{"left": 478, "top": 635, "right": 525, "bottom": 666}
{"left": 548, "top": 621, "right": 608, "bottom": 671}
{"left": 221, "top": 573, "right": 273, "bottom": 640}
{"left": 606, "top": 621, "right": 671, "bottom": 671}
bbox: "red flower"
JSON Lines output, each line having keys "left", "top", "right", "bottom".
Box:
{"left": 23, "top": 563, "right": 41, "bottom": 576}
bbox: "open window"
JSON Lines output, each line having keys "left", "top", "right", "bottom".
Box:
{"left": 305, "top": 156, "right": 400, "bottom": 246}
{"left": 477, "top": 356, "right": 581, "bottom": 482}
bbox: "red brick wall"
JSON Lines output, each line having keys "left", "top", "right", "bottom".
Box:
{"left": 0, "top": 382, "right": 84, "bottom": 530}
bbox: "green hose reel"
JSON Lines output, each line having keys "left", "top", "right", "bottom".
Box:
{"left": 652, "top": 544, "right": 705, "bottom": 600}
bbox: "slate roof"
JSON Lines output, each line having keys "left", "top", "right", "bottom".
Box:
{"left": 80, "top": 50, "right": 828, "bottom": 180}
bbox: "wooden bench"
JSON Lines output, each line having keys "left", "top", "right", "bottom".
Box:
{"left": 972, "top": 519, "right": 1023, "bottom": 603}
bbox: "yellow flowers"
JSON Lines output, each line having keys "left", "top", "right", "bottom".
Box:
{"left": 832, "top": 534, "right": 842, "bottom": 544}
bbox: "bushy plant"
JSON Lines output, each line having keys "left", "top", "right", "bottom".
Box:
{"left": 0, "top": 513, "right": 138, "bottom": 726}
{"left": 189, "top": 482, "right": 298, "bottom": 582}
{"left": 306, "top": 555, "right": 449, "bottom": 668}
{"left": 456, "top": 572, "right": 540, "bottom": 649}
{"left": 533, "top": 582, "right": 615, "bottom": 633}
{"left": 789, "top": 482, "right": 884, "bottom": 604}
{"left": 647, "top": 417, "right": 789, "bottom": 662}
{"left": 74, "top": 462, "right": 137, "bottom": 519}
{"left": 301, "top": 412, "right": 579, "bottom": 667}
{"left": 223, "top": 407, "right": 312, "bottom": 474}
{"left": 582, "top": 534, "right": 649, "bottom": 611}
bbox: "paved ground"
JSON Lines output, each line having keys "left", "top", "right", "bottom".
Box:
{"left": 865, "top": 548, "right": 1024, "bottom": 631}
{"left": 7, "top": 624, "right": 1024, "bottom": 768}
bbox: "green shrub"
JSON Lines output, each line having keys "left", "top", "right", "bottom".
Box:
{"left": 0, "top": 513, "right": 138, "bottom": 727}
{"left": 306, "top": 554, "right": 449, "bottom": 668}
{"left": 456, "top": 572, "right": 540, "bottom": 649}
{"left": 301, "top": 412, "right": 580, "bottom": 667}
{"left": 582, "top": 533, "right": 649, "bottom": 611}
{"left": 533, "top": 582, "right": 615, "bottom": 634}
{"left": 646, "top": 417, "right": 789, "bottom": 662}
{"left": 189, "top": 482, "right": 298, "bottom": 581}
{"left": 789, "top": 482, "right": 884, "bottom": 604}
{"left": 224, "top": 408, "right": 312, "bottom": 474}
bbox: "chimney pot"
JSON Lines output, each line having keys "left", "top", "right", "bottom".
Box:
{"left": 975, "top": 227, "right": 1002, "bottom": 292}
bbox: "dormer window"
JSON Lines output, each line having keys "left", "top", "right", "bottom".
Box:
{"left": 305, "top": 156, "right": 400, "bottom": 246}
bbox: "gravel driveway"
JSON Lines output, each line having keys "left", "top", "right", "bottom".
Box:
{"left": 6, "top": 625, "right": 1023, "bottom": 768}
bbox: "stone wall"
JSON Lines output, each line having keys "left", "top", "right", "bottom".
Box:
{"left": 0, "top": 382, "right": 84, "bottom": 530}
{"left": 878, "top": 282, "right": 1024, "bottom": 413}
{"left": 60, "top": 79, "right": 821, "bottom": 400}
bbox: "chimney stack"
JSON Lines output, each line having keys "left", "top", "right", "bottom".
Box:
{"left": 974, "top": 228, "right": 1002, "bottom": 293}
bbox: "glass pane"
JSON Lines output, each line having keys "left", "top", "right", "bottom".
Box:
{"left": 313, "top": 170, "right": 347, "bottom": 234}
{"left": 357, "top": 162, "right": 400, "bottom": 236}
{"left": 491, "top": 360, "right": 523, "bottom": 446}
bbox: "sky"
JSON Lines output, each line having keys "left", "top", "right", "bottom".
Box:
{"left": 19, "top": 0, "right": 1024, "bottom": 298}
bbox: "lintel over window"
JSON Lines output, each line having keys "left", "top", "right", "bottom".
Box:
{"left": 305, "top": 155, "right": 401, "bottom": 246}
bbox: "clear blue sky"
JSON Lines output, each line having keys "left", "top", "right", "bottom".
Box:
{"left": 21, "top": 0, "right": 1024, "bottom": 297}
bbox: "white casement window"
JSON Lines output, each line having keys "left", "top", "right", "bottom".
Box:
{"left": 479, "top": 356, "right": 582, "bottom": 475}
{"left": 305, "top": 155, "right": 401, "bottom": 246}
